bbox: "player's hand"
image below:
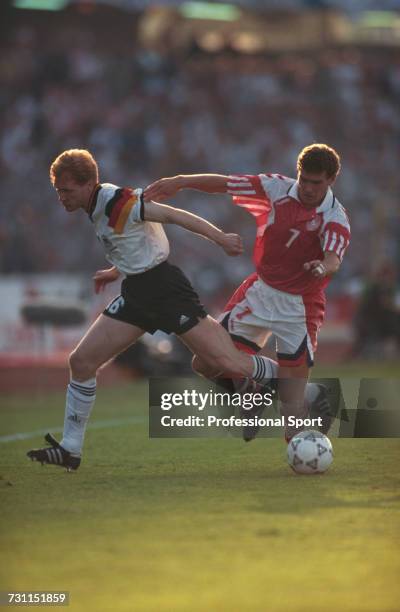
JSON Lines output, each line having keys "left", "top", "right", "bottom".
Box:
{"left": 93, "top": 267, "right": 121, "bottom": 294}
{"left": 144, "top": 177, "right": 180, "bottom": 202}
{"left": 219, "top": 233, "right": 244, "bottom": 257}
{"left": 304, "top": 260, "right": 327, "bottom": 278}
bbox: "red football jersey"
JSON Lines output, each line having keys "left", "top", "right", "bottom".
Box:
{"left": 227, "top": 174, "right": 350, "bottom": 296}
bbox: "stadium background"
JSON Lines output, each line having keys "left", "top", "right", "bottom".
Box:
{"left": 0, "top": 0, "right": 399, "bottom": 389}
{"left": 0, "top": 3, "right": 399, "bottom": 612}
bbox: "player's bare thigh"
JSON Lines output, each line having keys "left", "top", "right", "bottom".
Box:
{"left": 69, "top": 314, "right": 145, "bottom": 381}
{"left": 178, "top": 315, "right": 253, "bottom": 378}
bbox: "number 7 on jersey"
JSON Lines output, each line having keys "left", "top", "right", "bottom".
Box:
{"left": 285, "top": 228, "right": 300, "bottom": 248}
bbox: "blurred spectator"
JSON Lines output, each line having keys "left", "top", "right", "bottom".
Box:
{"left": 352, "top": 262, "right": 400, "bottom": 358}
{"left": 0, "top": 8, "right": 399, "bottom": 312}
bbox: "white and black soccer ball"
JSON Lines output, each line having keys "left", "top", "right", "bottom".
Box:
{"left": 287, "top": 430, "right": 333, "bottom": 475}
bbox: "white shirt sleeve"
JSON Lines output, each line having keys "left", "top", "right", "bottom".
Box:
{"left": 128, "top": 188, "right": 144, "bottom": 224}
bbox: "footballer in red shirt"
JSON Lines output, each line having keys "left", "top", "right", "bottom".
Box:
{"left": 145, "top": 144, "right": 351, "bottom": 440}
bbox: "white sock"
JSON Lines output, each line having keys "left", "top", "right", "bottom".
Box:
{"left": 251, "top": 355, "right": 277, "bottom": 382}
{"left": 304, "top": 382, "right": 321, "bottom": 406}
{"left": 61, "top": 378, "right": 96, "bottom": 455}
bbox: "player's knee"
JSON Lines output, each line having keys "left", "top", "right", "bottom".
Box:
{"left": 69, "top": 349, "right": 97, "bottom": 380}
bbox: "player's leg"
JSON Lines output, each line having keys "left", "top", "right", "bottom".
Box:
{"left": 278, "top": 363, "right": 310, "bottom": 442}
{"left": 192, "top": 339, "right": 332, "bottom": 443}
{"left": 191, "top": 315, "right": 270, "bottom": 382}
{"left": 179, "top": 315, "right": 273, "bottom": 382}
{"left": 68, "top": 314, "right": 144, "bottom": 380}
{"left": 63, "top": 314, "right": 145, "bottom": 455}
{"left": 184, "top": 278, "right": 277, "bottom": 441}
{"left": 274, "top": 317, "right": 313, "bottom": 442}
{"left": 278, "top": 366, "right": 334, "bottom": 437}
{"left": 64, "top": 312, "right": 145, "bottom": 449}
{"left": 191, "top": 277, "right": 330, "bottom": 440}
{"left": 145, "top": 265, "right": 273, "bottom": 383}
{"left": 191, "top": 354, "right": 221, "bottom": 380}
{"left": 188, "top": 276, "right": 276, "bottom": 440}
{"left": 275, "top": 291, "right": 326, "bottom": 441}
{"left": 184, "top": 274, "right": 275, "bottom": 382}
{"left": 191, "top": 331, "right": 273, "bottom": 395}
{"left": 27, "top": 314, "right": 145, "bottom": 469}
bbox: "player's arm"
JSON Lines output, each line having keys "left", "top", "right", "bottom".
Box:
{"left": 143, "top": 200, "right": 243, "bottom": 256}
{"left": 93, "top": 266, "right": 121, "bottom": 294}
{"left": 305, "top": 213, "right": 351, "bottom": 279}
{"left": 322, "top": 251, "right": 341, "bottom": 274}
{"left": 304, "top": 252, "right": 341, "bottom": 278}
{"left": 144, "top": 174, "right": 229, "bottom": 201}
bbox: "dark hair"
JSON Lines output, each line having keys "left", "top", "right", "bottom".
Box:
{"left": 50, "top": 149, "right": 99, "bottom": 185}
{"left": 297, "top": 144, "right": 341, "bottom": 179}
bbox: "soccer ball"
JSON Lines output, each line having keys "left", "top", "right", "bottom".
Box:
{"left": 287, "top": 430, "right": 333, "bottom": 475}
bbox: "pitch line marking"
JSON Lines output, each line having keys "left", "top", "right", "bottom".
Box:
{"left": 0, "top": 416, "right": 147, "bottom": 444}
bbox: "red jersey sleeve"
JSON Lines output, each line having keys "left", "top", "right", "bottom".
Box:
{"left": 226, "top": 174, "right": 272, "bottom": 267}
{"left": 321, "top": 203, "right": 351, "bottom": 261}
{"left": 227, "top": 174, "right": 267, "bottom": 199}
{"left": 227, "top": 174, "right": 271, "bottom": 220}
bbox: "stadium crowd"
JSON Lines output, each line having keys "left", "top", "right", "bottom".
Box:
{"left": 1, "top": 9, "right": 399, "bottom": 312}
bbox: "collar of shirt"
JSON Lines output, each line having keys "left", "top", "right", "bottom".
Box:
{"left": 87, "top": 183, "right": 102, "bottom": 220}
{"left": 287, "top": 182, "right": 335, "bottom": 216}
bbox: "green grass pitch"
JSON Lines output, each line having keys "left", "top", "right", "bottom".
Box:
{"left": 1, "top": 363, "right": 400, "bottom": 611}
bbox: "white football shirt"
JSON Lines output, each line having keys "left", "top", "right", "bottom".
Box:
{"left": 89, "top": 183, "right": 170, "bottom": 275}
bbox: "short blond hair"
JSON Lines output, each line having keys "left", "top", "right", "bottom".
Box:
{"left": 50, "top": 149, "right": 99, "bottom": 185}
{"left": 297, "top": 144, "right": 341, "bottom": 179}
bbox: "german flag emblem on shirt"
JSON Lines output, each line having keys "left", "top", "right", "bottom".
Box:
{"left": 105, "top": 187, "right": 140, "bottom": 234}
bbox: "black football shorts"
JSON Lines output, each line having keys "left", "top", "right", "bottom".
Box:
{"left": 103, "top": 260, "right": 207, "bottom": 335}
